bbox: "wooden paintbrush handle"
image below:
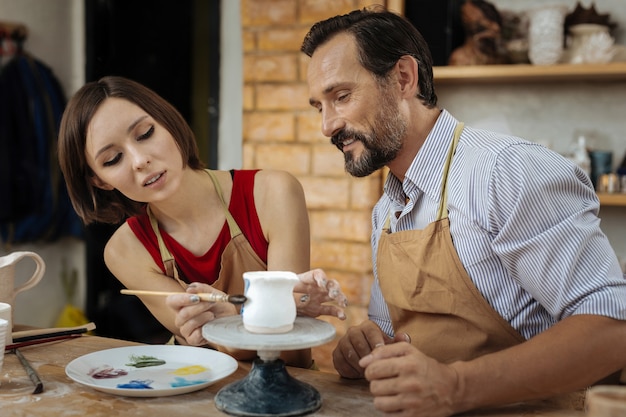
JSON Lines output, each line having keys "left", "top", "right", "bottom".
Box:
{"left": 120, "top": 289, "right": 246, "bottom": 304}
{"left": 12, "top": 322, "right": 96, "bottom": 340}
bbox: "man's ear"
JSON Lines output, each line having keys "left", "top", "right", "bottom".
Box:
{"left": 395, "top": 55, "right": 419, "bottom": 98}
{"left": 90, "top": 175, "right": 114, "bottom": 191}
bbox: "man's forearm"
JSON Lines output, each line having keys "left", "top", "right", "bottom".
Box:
{"left": 450, "top": 315, "right": 626, "bottom": 413}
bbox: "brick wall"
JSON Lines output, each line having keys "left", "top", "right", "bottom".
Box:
{"left": 241, "top": 0, "right": 395, "bottom": 372}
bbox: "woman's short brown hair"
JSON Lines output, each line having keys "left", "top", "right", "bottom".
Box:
{"left": 58, "top": 76, "right": 204, "bottom": 225}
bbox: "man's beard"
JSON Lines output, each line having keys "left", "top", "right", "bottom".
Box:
{"left": 331, "top": 100, "right": 407, "bottom": 178}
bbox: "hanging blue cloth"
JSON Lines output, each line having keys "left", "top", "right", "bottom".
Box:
{"left": 0, "top": 53, "right": 83, "bottom": 245}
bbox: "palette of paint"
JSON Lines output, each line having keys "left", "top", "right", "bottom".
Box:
{"left": 65, "top": 345, "right": 237, "bottom": 397}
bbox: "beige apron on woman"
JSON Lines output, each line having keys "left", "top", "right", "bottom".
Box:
{"left": 148, "top": 169, "right": 266, "bottom": 310}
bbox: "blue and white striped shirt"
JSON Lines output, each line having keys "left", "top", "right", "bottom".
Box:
{"left": 370, "top": 110, "right": 626, "bottom": 340}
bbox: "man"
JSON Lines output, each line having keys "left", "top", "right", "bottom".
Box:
{"left": 301, "top": 7, "right": 626, "bottom": 416}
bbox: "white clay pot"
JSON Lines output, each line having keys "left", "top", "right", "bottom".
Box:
{"left": 242, "top": 271, "right": 299, "bottom": 334}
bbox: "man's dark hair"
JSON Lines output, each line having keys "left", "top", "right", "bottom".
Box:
{"left": 301, "top": 6, "right": 437, "bottom": 108}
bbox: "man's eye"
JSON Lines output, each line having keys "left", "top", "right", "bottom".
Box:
{"left": 103, "top": 153, "right": 122, "bottom": 167}
{"left": 138, "top": 125, "right": 154, "bottom": 141}
{"left": 337, "top": 93, "right": 350, "bottom": 102}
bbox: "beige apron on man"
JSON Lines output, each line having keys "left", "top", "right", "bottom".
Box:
{"left": 377, "top": 123, "right": 524, "bottom": 363}
{"left": 376, "top": 123, "right": 594, "bottom": 407}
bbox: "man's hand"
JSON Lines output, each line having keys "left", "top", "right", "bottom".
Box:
{"left": 359, "top": 342, "right": 460, "bottom": 417}
{"left": 332, "top": 320, "right": 409, "bottom": 379}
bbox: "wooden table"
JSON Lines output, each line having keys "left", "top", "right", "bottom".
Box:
{"left": 0, "top": 335, "right": 586, "bottom": 416}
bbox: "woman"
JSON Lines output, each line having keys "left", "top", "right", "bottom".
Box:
{"left": 58, "top": 76, "right": 347, "bottom": 367}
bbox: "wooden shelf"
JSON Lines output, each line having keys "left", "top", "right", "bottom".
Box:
{"left": 433, "top": 62, "right": 626, "bottom": 84}
{"left": 427, "top": 49, "right": 626, "bottom": 206}
{"left": 597, "top": 193, "right": 626, "bottom": 207}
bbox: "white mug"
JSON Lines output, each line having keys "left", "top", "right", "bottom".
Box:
{"left": 242, "top": 271, "right": 299, "bottom": 334}
{"left": 0, "top": 318, "right": 8, "bottom": 376}
{"left": 0, "top": 303, "right": 11, "bottom": 345}
{"left": 0, "top": 251, "right": 45, "bottom": 328}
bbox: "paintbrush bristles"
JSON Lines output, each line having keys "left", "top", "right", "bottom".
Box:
{"left": 227, "top": 294, "right": 247, "bottom": 304}
{"left": 120, "top": 289, "right": 247, "bottom": 304}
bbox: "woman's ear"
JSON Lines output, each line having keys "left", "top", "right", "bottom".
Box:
{"left": 90, "top": 175, "right": 114, "bottom": 191}
{"left": 395, "top": 55, "right": 419, "bottom": 98}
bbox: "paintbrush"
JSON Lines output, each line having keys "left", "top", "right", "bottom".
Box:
{"left": 13, "top": 348, "right": 44, "bottom": 394}
{"left": 120, "top": 289, "right": 247, "bottom": 304}
{"left": 6, "top": 334, "right": 83, "bottom": 351}
{"left": 12, "top": 322, "right": 96, "bottom": 343}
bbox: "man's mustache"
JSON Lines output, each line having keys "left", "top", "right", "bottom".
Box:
{"left": 331, "top": 130, "right": 365, "bottom": 151}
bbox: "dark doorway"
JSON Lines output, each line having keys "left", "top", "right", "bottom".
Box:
{"left": 86, "top": 0, "right": 193, "bottom": 122}
{"left": 85, "top": 0, "right": 219, "bottom": 166}
{"left": 83, "top": 0, "right": 220, "bottom": 343}
{"left": 404, "top": 0, "right": 464, "bottom": 66}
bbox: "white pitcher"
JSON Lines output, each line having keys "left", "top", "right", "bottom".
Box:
{"left": 242, "top": 271, "right": 298, "bottom": 334}
{"left": 0, "top": 251, "right": 46, "bottom": 330}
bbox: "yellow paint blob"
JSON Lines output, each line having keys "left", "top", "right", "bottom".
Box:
{"left": 171, "top": 365, "right": 209, "bottom": 376}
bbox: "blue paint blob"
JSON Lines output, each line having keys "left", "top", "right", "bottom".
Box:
{"left": 170, "top": 377, "right": 208, "bottom": 388}
{"left": 117, "top": 380, "right": 154, "bottom": 389}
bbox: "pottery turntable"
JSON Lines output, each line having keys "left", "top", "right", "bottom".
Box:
{"left": 203, "top": 316, "right": 335, "bottom": 416}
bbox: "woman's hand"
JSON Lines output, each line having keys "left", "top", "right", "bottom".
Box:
{"left": 295, "top": 269, "right": 348, "bottom": 320}
{"left": 165, "top": 282, "right": 237, "bottom": 346}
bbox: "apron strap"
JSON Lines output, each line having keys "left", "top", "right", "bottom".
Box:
{"left": 383, "top": 122, "right": 465, "bottom": 229}
{"left": 205, "top": 170, "right": 243, "bottom": 239}
{"left": 147, "top": 205, "right": 187, "bottom": 289}
{"left": 436, "top": 122, "right": 464, "bottom": 221}
{"left": 146, "top": 170, "right": 243, "bottom": 286}
{"left": 382, "top": 210, "right": 392, "bottom": 232}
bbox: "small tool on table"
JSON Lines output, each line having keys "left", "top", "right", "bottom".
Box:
{"left": 6, "top": 322, "right": 96, "bottom": 351}
{"left": 12, "top": 322, "right": 96, "bottom": 343}
{"left": 13, "top": 348, "right": 43, "bottom": 394}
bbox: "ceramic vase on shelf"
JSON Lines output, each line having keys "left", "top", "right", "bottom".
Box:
{"left": 527, "top": 5, "right": 567, "bottom": 65}
{"left": 566, "top": 24, "right": 615, "bottom": 64}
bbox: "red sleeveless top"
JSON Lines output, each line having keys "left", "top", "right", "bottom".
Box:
{"left": 127, "top": 170, "right": 268, "bottom": 284}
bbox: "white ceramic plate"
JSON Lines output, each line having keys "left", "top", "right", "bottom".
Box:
{"left": 65, "top": 345, "right": 238, "bottom": 397}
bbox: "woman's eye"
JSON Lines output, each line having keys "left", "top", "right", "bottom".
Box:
{"left": 138, "top": 125, "right": 154, "bottom": 141}
{"left": 103, "top": 153, "right": 122, "bottom": 167}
